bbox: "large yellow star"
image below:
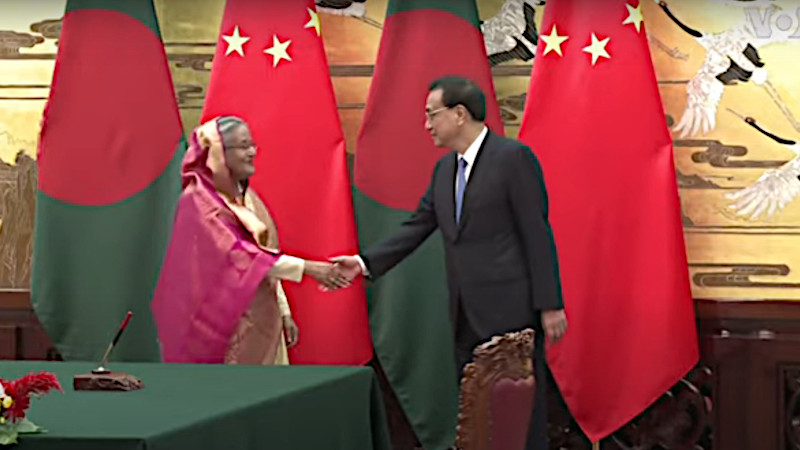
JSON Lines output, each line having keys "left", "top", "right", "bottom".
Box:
{"left": 222, "top": 25, "right": 250, "bottom": 57}
{"left": 582, "top": 33, "right": 611, "bottom": 66}
{"left": 622, "top": 3, "right": 644, "bottom": 33}
{"left": 263, "top": 35, "right": 292, "bottom": 67}
{"left": 304, "top": 7, "right": 321, "bottom": 36}
{"left": 540, "top": 24, "right": 568, "bottom": 57}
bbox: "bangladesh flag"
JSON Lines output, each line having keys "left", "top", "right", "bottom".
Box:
{"left": 354, "top": 0, "right": 504, "bottom": 448}
{"left": 32, "top": 0, "right": 184, "bottom": 362}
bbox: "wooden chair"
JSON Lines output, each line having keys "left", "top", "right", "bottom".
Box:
{"left": 455, "top": 328, "right": 536, "bottom": 450}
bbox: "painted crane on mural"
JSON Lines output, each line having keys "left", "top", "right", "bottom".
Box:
{"left": 726, "top": 109, "right": 800, "bottom": 220}
{"left": 315, "top": 0, "right": 365, "bottom": 17}
{"left": 481, "top": 0, "right": 544, "bottom": 65}
{"left": 654, "top": 0, "right": 798, "bottom": 138}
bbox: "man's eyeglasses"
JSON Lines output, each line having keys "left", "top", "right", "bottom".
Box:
{"left": 425, "top": 106, "right": 451, "bottom": 121}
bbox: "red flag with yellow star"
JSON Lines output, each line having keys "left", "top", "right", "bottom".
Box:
{"left": 200, "top": 0, "right": 371, "bottom": 365}
{"left": 518, "top": 0, "right": 698, "bottom": 440}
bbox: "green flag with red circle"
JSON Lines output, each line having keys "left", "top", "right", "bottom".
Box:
{"left": 32, "top": 0, "right": 184, "bottom": 362}
{"left": 354, "top": 0, "right": 503, "bottom": 448}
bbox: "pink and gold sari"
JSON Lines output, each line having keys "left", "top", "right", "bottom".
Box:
{"left": 151, "top": 118, "right": 289, "bottom": 365}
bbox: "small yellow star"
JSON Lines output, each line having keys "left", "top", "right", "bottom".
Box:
{"left": 304, "top": 7, "right": 321, "bottom": 36}
{"left": 540, "top": 24, "right": 569, "bottom": 57}
{"left": 222, "top": 25, "right": 250, "bottom": 57}
{"left": 263, "top": 35, "right": 292, "bottom": 67}
{"left": 622, "top": 3, "right": 644, "bottom": 33}
{"left": 582, "top": 33, "right": 611, "bottom": 66}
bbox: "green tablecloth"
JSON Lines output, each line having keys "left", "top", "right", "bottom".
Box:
{"left": 0, "top": 361, "right": 391, "bottom": 450}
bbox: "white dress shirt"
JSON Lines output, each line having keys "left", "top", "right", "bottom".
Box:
{"left": 456, "top": 125, "right": 488, "bottom": 194}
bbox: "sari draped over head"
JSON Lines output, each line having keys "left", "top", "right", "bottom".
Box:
{"left": 151, "top": 117, "right": 290, "bottom": 364}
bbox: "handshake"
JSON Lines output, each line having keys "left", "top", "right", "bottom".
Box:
{"left": 303, "top": 255, "right": 364, "bottom": 291}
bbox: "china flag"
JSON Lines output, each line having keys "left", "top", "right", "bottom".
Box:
{"left": 518, "top": 0, "right": 699, "bottom": 441}
{"left": 201, "top": 0, "right": 371, "bottom": 365}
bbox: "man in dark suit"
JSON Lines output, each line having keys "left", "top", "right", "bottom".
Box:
{"left": 334, "top": 75, "right": 566, "bottom": 448}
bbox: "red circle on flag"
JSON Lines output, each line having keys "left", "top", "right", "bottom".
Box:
{"left": 355, "top": 10, "right": 504, "bottom": 211}
{"left": 37, "top": 9, "right": 182, "bottom": 206}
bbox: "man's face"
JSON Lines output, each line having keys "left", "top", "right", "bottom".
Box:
{"left": 425, "top": 89, "right": 458, "bottom": 148}
{"left": 224, "top": 124, "right": 257, "bottom": 182}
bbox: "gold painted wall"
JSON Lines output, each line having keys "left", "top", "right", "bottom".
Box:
{"left": 1, "top": 0, "right": 799, "bottom": 301}
{"left": 647, "top": 1, "right": 800, "bottom": 300}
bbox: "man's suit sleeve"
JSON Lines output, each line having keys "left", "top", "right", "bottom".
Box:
{"left": 508, "top": 145, "right": 564, "bottom": 311}
{"left": 361, "top": 161, "right": 442, "bottom": 278}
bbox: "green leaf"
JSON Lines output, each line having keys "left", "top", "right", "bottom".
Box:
{"left": 0, "top": 423, "right": 19, "bottom": 445}
{"left": 15, "top": 418, "right": 43, "bottom": 434}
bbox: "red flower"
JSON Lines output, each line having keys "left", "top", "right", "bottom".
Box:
{"left": 1, "top": 373, "right": 61, "bottom": 423}
{"left": 10, "top": 373, "right": 63, "bottom": 398}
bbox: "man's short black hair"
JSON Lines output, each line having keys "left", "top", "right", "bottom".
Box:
{"left": 428, "top": 76, "right": 486, "bottom": 122}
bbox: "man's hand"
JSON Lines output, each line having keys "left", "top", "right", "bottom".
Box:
{"left": 304, "top": 261, "right": 351, "bottom": 290}
{"left": 330, "top": 255, "right": 364, "bottom": 282}
{"left": 282, "top": 315, "right": 299, "bottom": 348}
{"left": 542, "top": 309, "right": 567, "bottom": 342}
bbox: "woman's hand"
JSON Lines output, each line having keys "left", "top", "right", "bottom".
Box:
{"left": 282, "top": 315, "right": 299, "bottom": 348}
{"left": 304, "top": 261, "right": 351, "bottom": 290}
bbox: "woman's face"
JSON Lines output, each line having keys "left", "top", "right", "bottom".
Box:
{"left": 224, "top": 124, "right": 257, "bottom": 182}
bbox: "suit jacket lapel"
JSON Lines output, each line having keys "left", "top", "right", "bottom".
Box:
{"left": 457, "top": 130, "right": 492, "bottom": 235}
{"left": 438, "top": 152, "right": 458, "bottom": 239}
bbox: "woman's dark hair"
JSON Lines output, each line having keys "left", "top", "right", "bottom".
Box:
{"left": 217, "top": 116, "right": 247, "bottom": 151}
{"left": 216, "top": 115, "right": 250, "bottom": 192}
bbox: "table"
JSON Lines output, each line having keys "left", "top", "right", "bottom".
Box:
{"left": 0, "top": 361, "right": 391, "bottom": 450}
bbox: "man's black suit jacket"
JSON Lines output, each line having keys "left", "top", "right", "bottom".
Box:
{"left": 362, "top": 130, "right": 563, "bottom": 339}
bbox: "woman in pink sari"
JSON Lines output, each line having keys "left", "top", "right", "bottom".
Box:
{"left": 151, "top": 116, "right": 347, "bottom": 365}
